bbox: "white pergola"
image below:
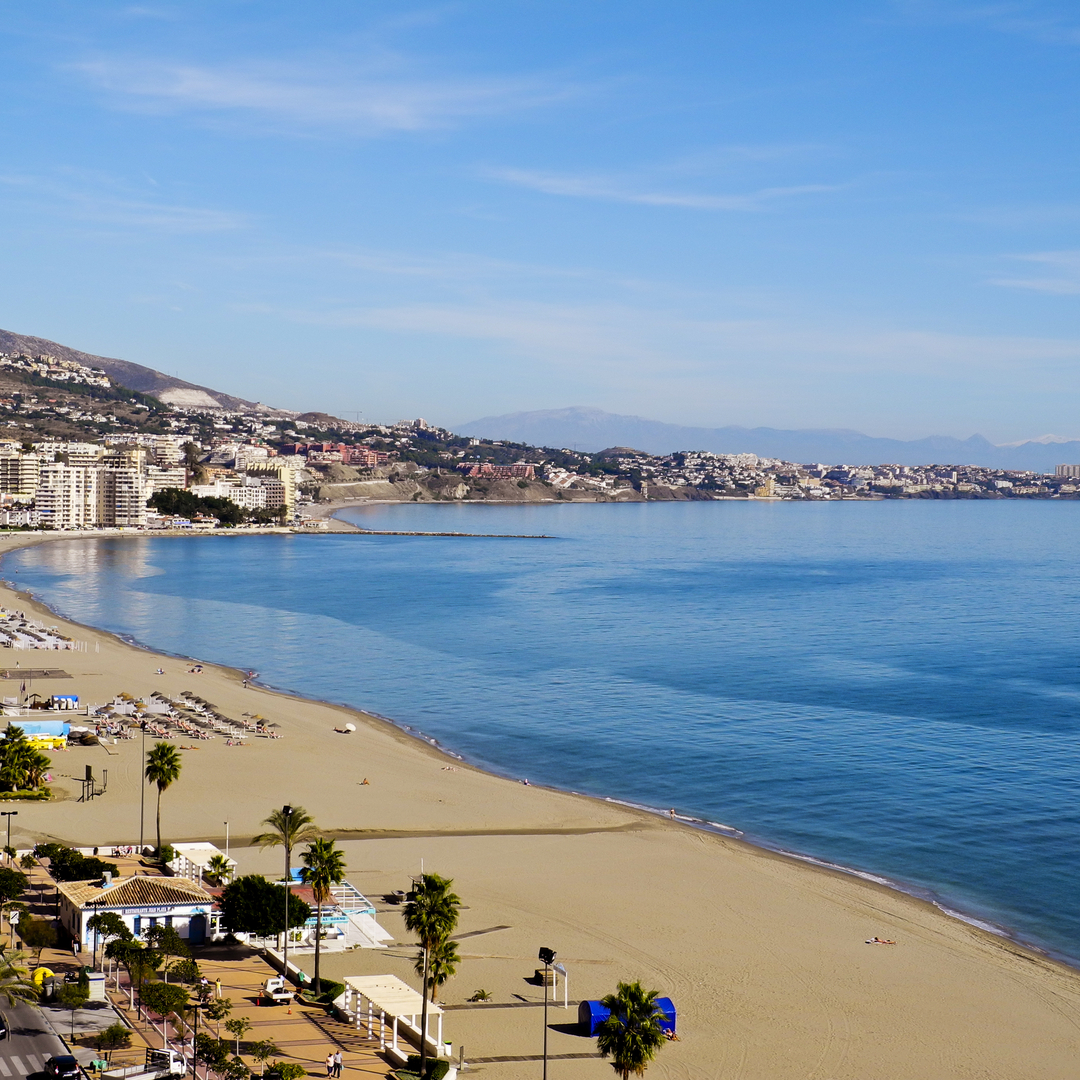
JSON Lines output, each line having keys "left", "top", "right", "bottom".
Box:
{"left": 342, "top": 974, "right": 447, "bottom": 1061}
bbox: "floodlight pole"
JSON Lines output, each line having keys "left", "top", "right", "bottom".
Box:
{"left": 538, "top": 947, "right": 556, "bottom": 1080}
{"left": 1, "top": 810, "right": 17, "bottom": 860}
{"left": 224, "top": 821, "right": 229, "bottom": 860}
{"left": 138, "top": 720, "right": 147, "bottom": 853}
{"left": 282, "top": 805, "right": 293, "bottom": 976}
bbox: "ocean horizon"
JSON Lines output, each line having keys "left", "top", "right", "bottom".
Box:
{"left": 5, "top": 499, "right": 1080, "bottom": 967}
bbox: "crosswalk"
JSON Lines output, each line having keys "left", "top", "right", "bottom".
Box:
{"left": 0, "top": 1052, "right": 46, "bottom": 1076}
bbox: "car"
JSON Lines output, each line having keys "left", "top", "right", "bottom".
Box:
{"left": 0, "top": 1012, "right": 7, "bottom": 1039}
{"left": 44, "top": 1057, "right": 80, "bottom": 1080}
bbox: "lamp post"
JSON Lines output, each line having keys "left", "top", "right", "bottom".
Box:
{"left": 138, "top": 720, "right": 147, "bottom": 853}
{"left": 538, "top": 947, "right": 556, "bottom": 1080}
{"left": 281, "top": 805, "right": 293, "bottom": 975}
{"left": 0, "top": 810, "right": 17, "bottom": 862}
{"left": 223, "top": 821, "right": 229, "bottom": 861}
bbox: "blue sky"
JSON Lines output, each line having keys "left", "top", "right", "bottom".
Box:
{"left": 2, "top": 2, "right": 1080, "bottom": 441}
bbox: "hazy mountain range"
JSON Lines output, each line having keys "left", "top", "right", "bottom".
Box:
{"left": 458, "top": 407, "right": 1080, "bottom": 471}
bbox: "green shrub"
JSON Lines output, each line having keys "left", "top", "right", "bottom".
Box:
{"left": 404, "top": 1056, "right": 449, "bottom": 1080}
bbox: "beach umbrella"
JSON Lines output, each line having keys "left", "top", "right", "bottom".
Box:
{"left": 344, "top": 723, "right": 356, "bottom": 732}
{"left": 267, "top": 722, "right": 281, "bottom": 729}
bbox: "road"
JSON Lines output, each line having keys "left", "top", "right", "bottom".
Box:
{"left": 0, "top": 1001, "right": 68, "bottom": 1079}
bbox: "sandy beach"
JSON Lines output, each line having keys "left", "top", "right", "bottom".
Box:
{"left": 0, "top": 530, "right": 1077, "bottom": 1079}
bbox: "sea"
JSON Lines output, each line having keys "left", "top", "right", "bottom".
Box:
{"left": 4, "top": 500, "right": 1080, "bottom": 965}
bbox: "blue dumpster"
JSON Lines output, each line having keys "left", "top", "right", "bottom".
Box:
{"left": 578, "top": 998, "right": 676, "bottom": 1036}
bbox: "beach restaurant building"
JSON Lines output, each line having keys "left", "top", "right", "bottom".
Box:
{"left": 56, "top": 874, "right": 219, "bottom": 950}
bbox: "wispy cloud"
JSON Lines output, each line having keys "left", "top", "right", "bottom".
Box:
{"left": 267, "top": 296, "right": 1080, "bottom": 381}
{"left": 0, "top": 173, "right": 244, "bottom": 233}
{"left": 482, "top": 167, "right": 843, "bottom": 211}
{"left": 71, "top": 58, "right": 579, "bottom": 135}
{"left": 894, "top": 1, "right": 1080, "bottom": 46}
{"left": 991, "top": 250, "right": 1080, "bottom": 293}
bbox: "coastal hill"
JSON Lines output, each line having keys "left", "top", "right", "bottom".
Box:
{"left": 458, "top": 406, "right": 1080, "bottom": 471}
{"left": 0, "top": 326, "right": 273, "bottom": 414}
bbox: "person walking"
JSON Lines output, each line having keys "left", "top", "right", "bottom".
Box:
{"left": 333, "top": 1051, "right": 342, "bottom": 1077}
{"left": 325, "top": 1053, "right": 333, "bottom": 1078}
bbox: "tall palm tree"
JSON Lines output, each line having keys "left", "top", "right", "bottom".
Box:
{"left": 0, "top": 948, "right": 38, "bottom": 1007}
{"left": 252, "top": 806, "right": 318, "bottom": 966}
{"left": 206, "top": 854, "right": 233, "bottom": 885}
{"left": 144, "top": 742, "right": 182, "bottom": 855}
{"left": 299, "top": 839, "right": 346, "bottom": 996}
{"left": 595, "top": 981, "right": 667, "bottom": 1080}
{"left": 414, "top": 936, "right": 459, "bottom": 1003}
{"left": 404, "top": 873, "right": 460, "bottom": 1079}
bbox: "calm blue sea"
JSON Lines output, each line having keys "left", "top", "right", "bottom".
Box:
{"left": 5, "top": 501, "right": 1080, "bottom": 962}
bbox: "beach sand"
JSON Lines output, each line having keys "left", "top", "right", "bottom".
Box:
{"left": 0, "top": 532, "right": 1077, "bottom": 1079}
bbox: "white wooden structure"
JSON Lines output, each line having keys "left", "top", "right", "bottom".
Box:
{"left": 342, "top": 974, "right": 450, "bottom": 1064}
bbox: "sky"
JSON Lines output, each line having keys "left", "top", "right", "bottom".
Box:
{"left": 2, "top": 2, "right": 1080, "bottom": 441}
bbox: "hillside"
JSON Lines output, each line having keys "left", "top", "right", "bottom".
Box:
{"left": 0, "top": 327, "right": 275, "bottom": 413}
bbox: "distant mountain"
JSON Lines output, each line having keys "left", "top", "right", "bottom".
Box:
{"left": 457, "top": 407, "right": 1080, "bottom": 471}
{"left": 0, "top": 327, "right": 278, "bottom": 413}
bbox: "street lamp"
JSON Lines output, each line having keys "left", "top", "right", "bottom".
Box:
{"left": 0, "top": 811, "right": 17, "bottom": 862}
{"left": 138, "top": 720, "right": 147, "bottom": 854}
{"left": 538, "top": 947, "right": 556, "bottom": 1080}
{"left": 223, "top": 821, "right": 229, "bottom": 861}
{"left": 281, "top": 805, "right": 293, "bottom": 975}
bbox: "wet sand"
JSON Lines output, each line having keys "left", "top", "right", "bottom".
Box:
{"left": 0, "top": 531, "right": 1078, "bottom": 1079}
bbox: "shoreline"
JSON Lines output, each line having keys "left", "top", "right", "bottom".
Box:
{"left": 1, "top": 527, "right": 1075, "bottom": 968}
{"left": 1, "top": 530, "right": 1079, "bottom": 1076}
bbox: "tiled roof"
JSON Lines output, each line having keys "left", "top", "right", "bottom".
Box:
{"left": 57, "top": 875, "right": 214, "bottom": 909}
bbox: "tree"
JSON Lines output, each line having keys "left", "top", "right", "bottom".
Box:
{"left": 33, "top": 843, "right": 117, "bottom": 882}
{"left": 19, "top": 918, "right": 57, "bottom": 962}
{"left": 0, "top": 948, "right": 38, "bottom": 1007}
{"left": 194, "top": 1034, "right": 230, "bottom": 1075}
{"left": 252, "top": 806, "right": 318, "bottom": 888}
{"left": 224, "top": 1016, "right": 252, "bottom": 1056}
{"left": 87, "top": 912, "right": 130, "bottom": 970}
{"left": 248, "top": 1040, "right": 281, "bottom": 1077}
{"left": 144, "top": 742, "right": 182, "bottom": 855}
{"left": 145, "top": 924, "right": 190, "bottom": 982}
{"left": 18, "top": 854, "right": 36, "bottom": 871}
{"left": 56, "top": 982, "right": 90, "bottom": 1038}
{"left": 595, "top": 981, "right": 667, "bottom": 1080}
{"left": 266, "top": 1064, "right": 305, "bottom": 1080}
{"left": 0, "top": 726, "right": 50, "bottom": 792}
{"left": 95, "top": 1021, "right": 132, "bottom": 1056}
{"left": 299, "top": 838, "right": 346, "bottom": 996}
{"left": 414, "top": 937, "right": 459, "bottom": 1004}
{"left": 107, "top": 940, "right": 161, "bottom": 1003}
{"left": 140, "top": 980, "right": 189, "bottom": 1027}
{"left": 404, "top": 874, "right": 460, "bottom": 1080}
{"left": 204, "top": 996, "right": 233, "bottom": 1036}
{"left": 220, "top": 876, "right": 311, "bottom": 939}
{"left": 206, "top": 854, "right": 233, "bottom": 886}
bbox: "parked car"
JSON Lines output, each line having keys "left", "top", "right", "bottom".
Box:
{"left": 0, "top": 1011, "right": 8, "bottom": 1039}
{"left": 44, "top": 1056, "right": 80, "bottom": 1080}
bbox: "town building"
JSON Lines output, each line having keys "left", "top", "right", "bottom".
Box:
{"left": 57, "top": 873, "right": 220, "bottom": 949}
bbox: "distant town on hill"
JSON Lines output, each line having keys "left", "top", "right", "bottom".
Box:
{"left": 0, "top": 326, "right": 1078, "bottom": 529}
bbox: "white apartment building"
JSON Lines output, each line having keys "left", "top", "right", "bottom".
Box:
{"left": 0, "top": 450, "right": 40, "bottom": 499}
{"left": 145, "top": 465, "right": 187, "bottom": 495}
{"left": 190, "top": 479, "right": 267, "bottom": 510}
{"left": 100, "top": 463, "right": 148, "bottom": 528}
{"left": 36, "top": 463, "right": 101, "bottom": 529}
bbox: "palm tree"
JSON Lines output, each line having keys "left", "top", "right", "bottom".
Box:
{"left": 0, "top": 948, "right": 38, "bottom": 1007}
{"left": 595, "top": 981, "right": 667, "bottom": 1080}
{"left": 299, "top": 839, "right": 346, "bottom": 997}
{"left": 253, "top": 806, "right": 318, "bottom": 962}
{"left": 414, "top": 936, "right": 459, "bottom": 1003}
{"left": 206, "top": 854, "right": 233, "bottom": 885}
{"left": 144, "top": 742, "right": 182, "bottom": 855}
{"left": 404, "top": 874, "right": 460, "bottom": 1079}
{"left": 252, "top": 806, "right": 319, "bottom": 883}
